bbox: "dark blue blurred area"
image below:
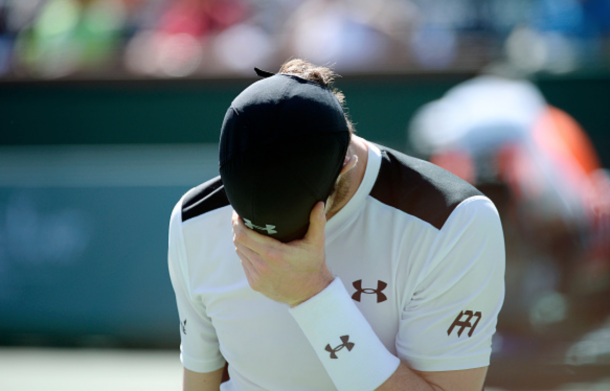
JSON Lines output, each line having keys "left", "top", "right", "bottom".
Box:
{"left": 0, "top": 142, "right": 220, "bottom": 348}
{"left": 0, "top": 186, "right": 185, "bottom": 347}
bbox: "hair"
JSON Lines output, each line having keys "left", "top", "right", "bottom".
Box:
{"left": 278, "top": 59, "right": 355, "bottom": 134}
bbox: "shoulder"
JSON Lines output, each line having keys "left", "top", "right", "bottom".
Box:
{"left": 168, "top": 176, "right": 231, "bottom": 266}
{"left": 370, "top": 145, "right": 483, "bottom": 230}
{"left": 181, "top": 176, "right": 230, "bottom": 223}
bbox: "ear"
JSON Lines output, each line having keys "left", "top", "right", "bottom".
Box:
{"left": 339, "top": 154, "right": 358, "bottom": 176}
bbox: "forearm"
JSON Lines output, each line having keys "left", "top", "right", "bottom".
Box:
{"left": 377, "top": 362, "right": 488, "bottom": 391}
{"left": 183, "top": 367, "right": 224, "bottom": 391}
{"left": 290, "top": 278, "right": 400, "bottom": 390}
{"left": 376, "top": 362, "right": 438, "bottom": 391}
{"left": 289, "top": 278, "right": 488, "bottom": 391}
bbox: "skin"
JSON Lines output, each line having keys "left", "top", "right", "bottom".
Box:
{"left": 184, "top": 136, "right": 488, "bottom": 391}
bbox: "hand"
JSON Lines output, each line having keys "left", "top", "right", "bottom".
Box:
{"left": 232, "top": 202, "right": 334, "bottom": 307}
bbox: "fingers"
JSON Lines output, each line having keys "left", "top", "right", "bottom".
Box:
{"left": 236, "top": 248, "right": 260, "bottom": 288}
{"left": 303, "top": 201, "right": 326, "bottom": 245}
{"left": 232, "top": 211, "right": 281, "bottom": 252}
{"left": 235, "top": 241, "right": 264, "bottom": 268}
{"left": 233, "top": 201, "right": 326, "bottom": 252}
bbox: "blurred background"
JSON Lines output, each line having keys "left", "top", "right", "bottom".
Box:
{"left": 1, "top": 0, "right": 609, "bottom": 390}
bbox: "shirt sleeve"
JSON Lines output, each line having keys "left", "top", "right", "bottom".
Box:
{"left": 396, "top": 196, "right": 505, "bottom": 372}
{"left": 167, "top": 200, "right": 226, "bottom": 373}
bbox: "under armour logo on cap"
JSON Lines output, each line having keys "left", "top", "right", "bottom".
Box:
{"left": 325, "top": 335, "right": 355, "bottom": 359}
{"left": 243, "top": 218, "right": 277, "bottom": 235}
{"left": 352, "top": 280, "right": 388, "bottom": 303}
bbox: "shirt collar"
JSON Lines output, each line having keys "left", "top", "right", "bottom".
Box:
{"left": 325, "top": 141, "right": 382, "bottom": 241}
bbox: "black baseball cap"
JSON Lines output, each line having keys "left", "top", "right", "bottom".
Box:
{"left": 219, "top": 69, "right": 350, "bottom": 242}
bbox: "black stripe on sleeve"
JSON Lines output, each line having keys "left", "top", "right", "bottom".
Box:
{"left": 181, "top": 176, "right": 231, "bottom": 222}
{"left": 370, "top": 147, "right": 483, "bottom": 230}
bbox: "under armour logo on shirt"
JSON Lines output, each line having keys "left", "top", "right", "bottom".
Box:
{"left": 181, "top": 319, "right": 187, "bottom": 335}
{"left": 447, "top": 310, "right": 482, "bottom": 337}
{"left": 352, "top": 280, "right": 388, "bottom": 303}
{"left": 325, "top": 335, "right": 355, "bottom": 359}
{"left": 243, "top": 218, "right": 277, "bottom": 234}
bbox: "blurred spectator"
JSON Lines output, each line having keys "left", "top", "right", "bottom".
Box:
{"left": 124, "top": 0, "right": 249, "bottom": 77}
{"left": 13, "top": 0, "right": 126, "bottom": 78}
{"left": 408, "top": 71, "right": 610, "bottom": 338}
{"left": 282, "top": 0, "right": 415, "bottom": 72}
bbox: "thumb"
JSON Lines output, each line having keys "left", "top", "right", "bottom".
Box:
{"left": 304, "top": 201, "right": 326, "bottom": 244}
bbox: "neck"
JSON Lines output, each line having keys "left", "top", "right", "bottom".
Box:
{"left": 325, "top": 136, "right": 369, "bottom": 220}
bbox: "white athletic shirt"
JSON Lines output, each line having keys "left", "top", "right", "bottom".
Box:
{"left": 168, "top": 142, "right": 505, "bottom": 391}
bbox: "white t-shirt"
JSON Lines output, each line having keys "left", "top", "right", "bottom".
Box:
{"left": 168, "top": 142, "right": 505, "bottom": 391}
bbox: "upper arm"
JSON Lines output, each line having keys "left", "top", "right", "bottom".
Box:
{"left": 168, "top": 201, "right": 226, "bottom": 373}
{"left": 397, "top": 197, "right": 505, "bottom": 372}
{"left": 183, "top": 367, "right": 224, "bottom": 391}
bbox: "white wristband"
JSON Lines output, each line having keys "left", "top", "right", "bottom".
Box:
{"left": 289, "top": 277, "right": 400, "bottom": 391}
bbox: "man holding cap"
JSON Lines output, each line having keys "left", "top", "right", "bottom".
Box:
{"left": 168, "top": 59, "right": 505, "bottom": 391}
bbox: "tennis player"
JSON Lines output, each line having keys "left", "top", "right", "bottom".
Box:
{"left": 168, "top": 59, "right": 505, "bottom": 391}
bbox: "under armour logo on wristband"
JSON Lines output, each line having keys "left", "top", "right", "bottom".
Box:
{"left": 352, "top": 280, "right": 388, "bottom": 303}
{"left": 325, "top": 335, "right": 355, "bottom": 359}
{"left": 181, "top": 319, "right": 187, "bottom": 335}
{"left": 243, "top": 218, "right": 277, "bottom": 234}
{"left": 447, "top": 310, "right": 482, "bottom": 337}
